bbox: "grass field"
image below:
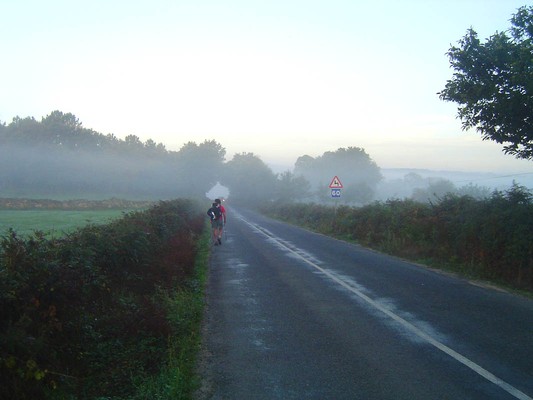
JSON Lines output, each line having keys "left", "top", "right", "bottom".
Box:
{"left": 0, "top": 209, "right": 128, "bottom": 237}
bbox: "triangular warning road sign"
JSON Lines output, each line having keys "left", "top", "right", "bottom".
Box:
{"left": 329, "top": 176, "right": 343, "bottom": 188}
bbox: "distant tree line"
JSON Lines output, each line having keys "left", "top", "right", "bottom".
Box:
{"left": 0, "top": 110, "right": 510, "bottom": 205}
{"left": 0, "top": 111, "right": 225, "bottom": 200}
{"left": 0, "top": 111, "right": 386, "bottom": 204}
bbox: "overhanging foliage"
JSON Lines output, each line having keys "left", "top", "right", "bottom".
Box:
{"left": 439, "top": 6, "right": 533, "bottom": 160}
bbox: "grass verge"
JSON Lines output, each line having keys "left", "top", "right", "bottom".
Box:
{"left": 130, "top": 226, "right": 211, "bottom": 400}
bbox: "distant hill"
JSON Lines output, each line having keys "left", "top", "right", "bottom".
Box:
{"left": 380, "top": 168, "right": 533, "bottom": 190}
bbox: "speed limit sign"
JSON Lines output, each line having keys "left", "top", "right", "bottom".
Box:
{"left": 331, "top": 189, "right": 341, "bottom": 198}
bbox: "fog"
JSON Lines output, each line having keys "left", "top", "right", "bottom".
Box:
{"left": 1, "top": 142, "right": 531, "bottom": 206}
{"left": 0, "top": 144, "right": 200, "bottom": 200}
{"left": 374, "top": 168, "right": 533, "bottom": 203}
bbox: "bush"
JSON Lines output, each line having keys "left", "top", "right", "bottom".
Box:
{"left": 262, "top": 184, "right": 533, "bottom": 291}
{"left": 0, "top": 199, "right": 204, "bottom": 399}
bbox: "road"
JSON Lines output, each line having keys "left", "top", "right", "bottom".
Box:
{"left": 195, "top": 207, "right": 533, "bottom": 400}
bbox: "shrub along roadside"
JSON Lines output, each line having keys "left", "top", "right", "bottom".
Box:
{"left": 0, "top": 199, "right": 208, "bottom": 399}
{"left": 130, "top": 226, "right": 210, "bottom": 400}
{"left": 261, "top": 184, "right": 533, "bottom": 293}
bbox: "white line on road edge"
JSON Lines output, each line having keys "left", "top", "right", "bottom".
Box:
{"left": 243, "top": 219, "right": 532, "bottom": 400}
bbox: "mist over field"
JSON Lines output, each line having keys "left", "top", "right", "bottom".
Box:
{"left": 1, "top": 141, "right": 531, "bottom": 205}
{"left": 0, "top": 111, "right": 531, "bottom": 205}
{"left": 374, "top": 168, "right": 533, "bottom": 203}
{"left": 0, "top": 144, "right": 177, "bottom": 199}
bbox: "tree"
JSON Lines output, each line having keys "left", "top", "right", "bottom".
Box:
{"left": 438, "top": 6, "right": 533, "bottom": 160}
{"left": 41, "top": 111, "right": 83, "bottom": 148}
{"left": 0, "top": 116, "right": 41, "bottom": 146}
{"left": 174, "top": 140, "right": 226, "bottom": 198}
{"left": 294, "top": 147, "right": 382, "bottom": 204}
{"left": 144, "top": 138, "right": 167, "bottom": 156}
{"left": 221, "top": 152, "right": 277, "bottom": 205}
{"left": 274, "top": 171, "right": 312, "bottom": 203}
{"left": 411, "top": 178, "right": 456, "bottom": 203}
{"left": 41, "top": 110, "right": 82, "bottom": 130}
{"left": 124, "top": 134, "right": 145, "bottom": 151}
{"left": 342, "top": 182, "right": 375, "bottom": 205}
{"left": 456, "top": 183, "right": 492, "bottom": 200}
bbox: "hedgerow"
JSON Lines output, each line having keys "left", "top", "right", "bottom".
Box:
{"left": 0, "top": 199, "right": 205, "bottom": 399}
{"left": 262, "top": 183, "right": 533, "bottom": 291}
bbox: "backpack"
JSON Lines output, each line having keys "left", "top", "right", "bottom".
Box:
{"left": 207, "top": 205, "right": 221, "bottom": 220}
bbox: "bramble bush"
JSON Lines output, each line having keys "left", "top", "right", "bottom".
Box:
{"left": 0, "top": 199, "right": 205, "bottom": 399}
{"left": 262, "top": 183, "right": 533, "bottom": 291}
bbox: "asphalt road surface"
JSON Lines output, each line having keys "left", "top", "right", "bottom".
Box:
{"left": 195, "top": 207, "right": 533, "bottom": 400}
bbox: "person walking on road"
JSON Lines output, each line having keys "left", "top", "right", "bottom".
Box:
{"left": 215, "top": 198, "right": 226, "bottom": 241}
{"left": 207, "top": 202, "right": 223, "bottom": 246}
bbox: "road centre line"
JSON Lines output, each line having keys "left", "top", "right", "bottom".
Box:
{"left": 240, "top": 218, "right": 532, "bottom": 400}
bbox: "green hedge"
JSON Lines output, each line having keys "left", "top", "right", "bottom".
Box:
{"left": 262, "top": 184, "right": 533, "bottom": 291}
{"left": 0, "top": 199, "right": 205, "bottom": 399}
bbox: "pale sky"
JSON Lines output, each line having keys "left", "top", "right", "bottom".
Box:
{"left": 1, "top": 0, "right": 533, "bottom": 175}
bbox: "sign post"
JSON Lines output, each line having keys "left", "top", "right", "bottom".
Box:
{"left": 328, "top": 175, "right": 343, "bottom": 197}
{"left": 328, "top": 176, "right": 343, "bottom": 216}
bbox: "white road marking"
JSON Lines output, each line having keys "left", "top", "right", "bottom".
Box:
{"left": 240, "top": 217, "right": 532, "bottom": 400}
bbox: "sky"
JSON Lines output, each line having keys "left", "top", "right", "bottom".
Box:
{"left": 1, "top": 0, "right": 533, "bottom": 178}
